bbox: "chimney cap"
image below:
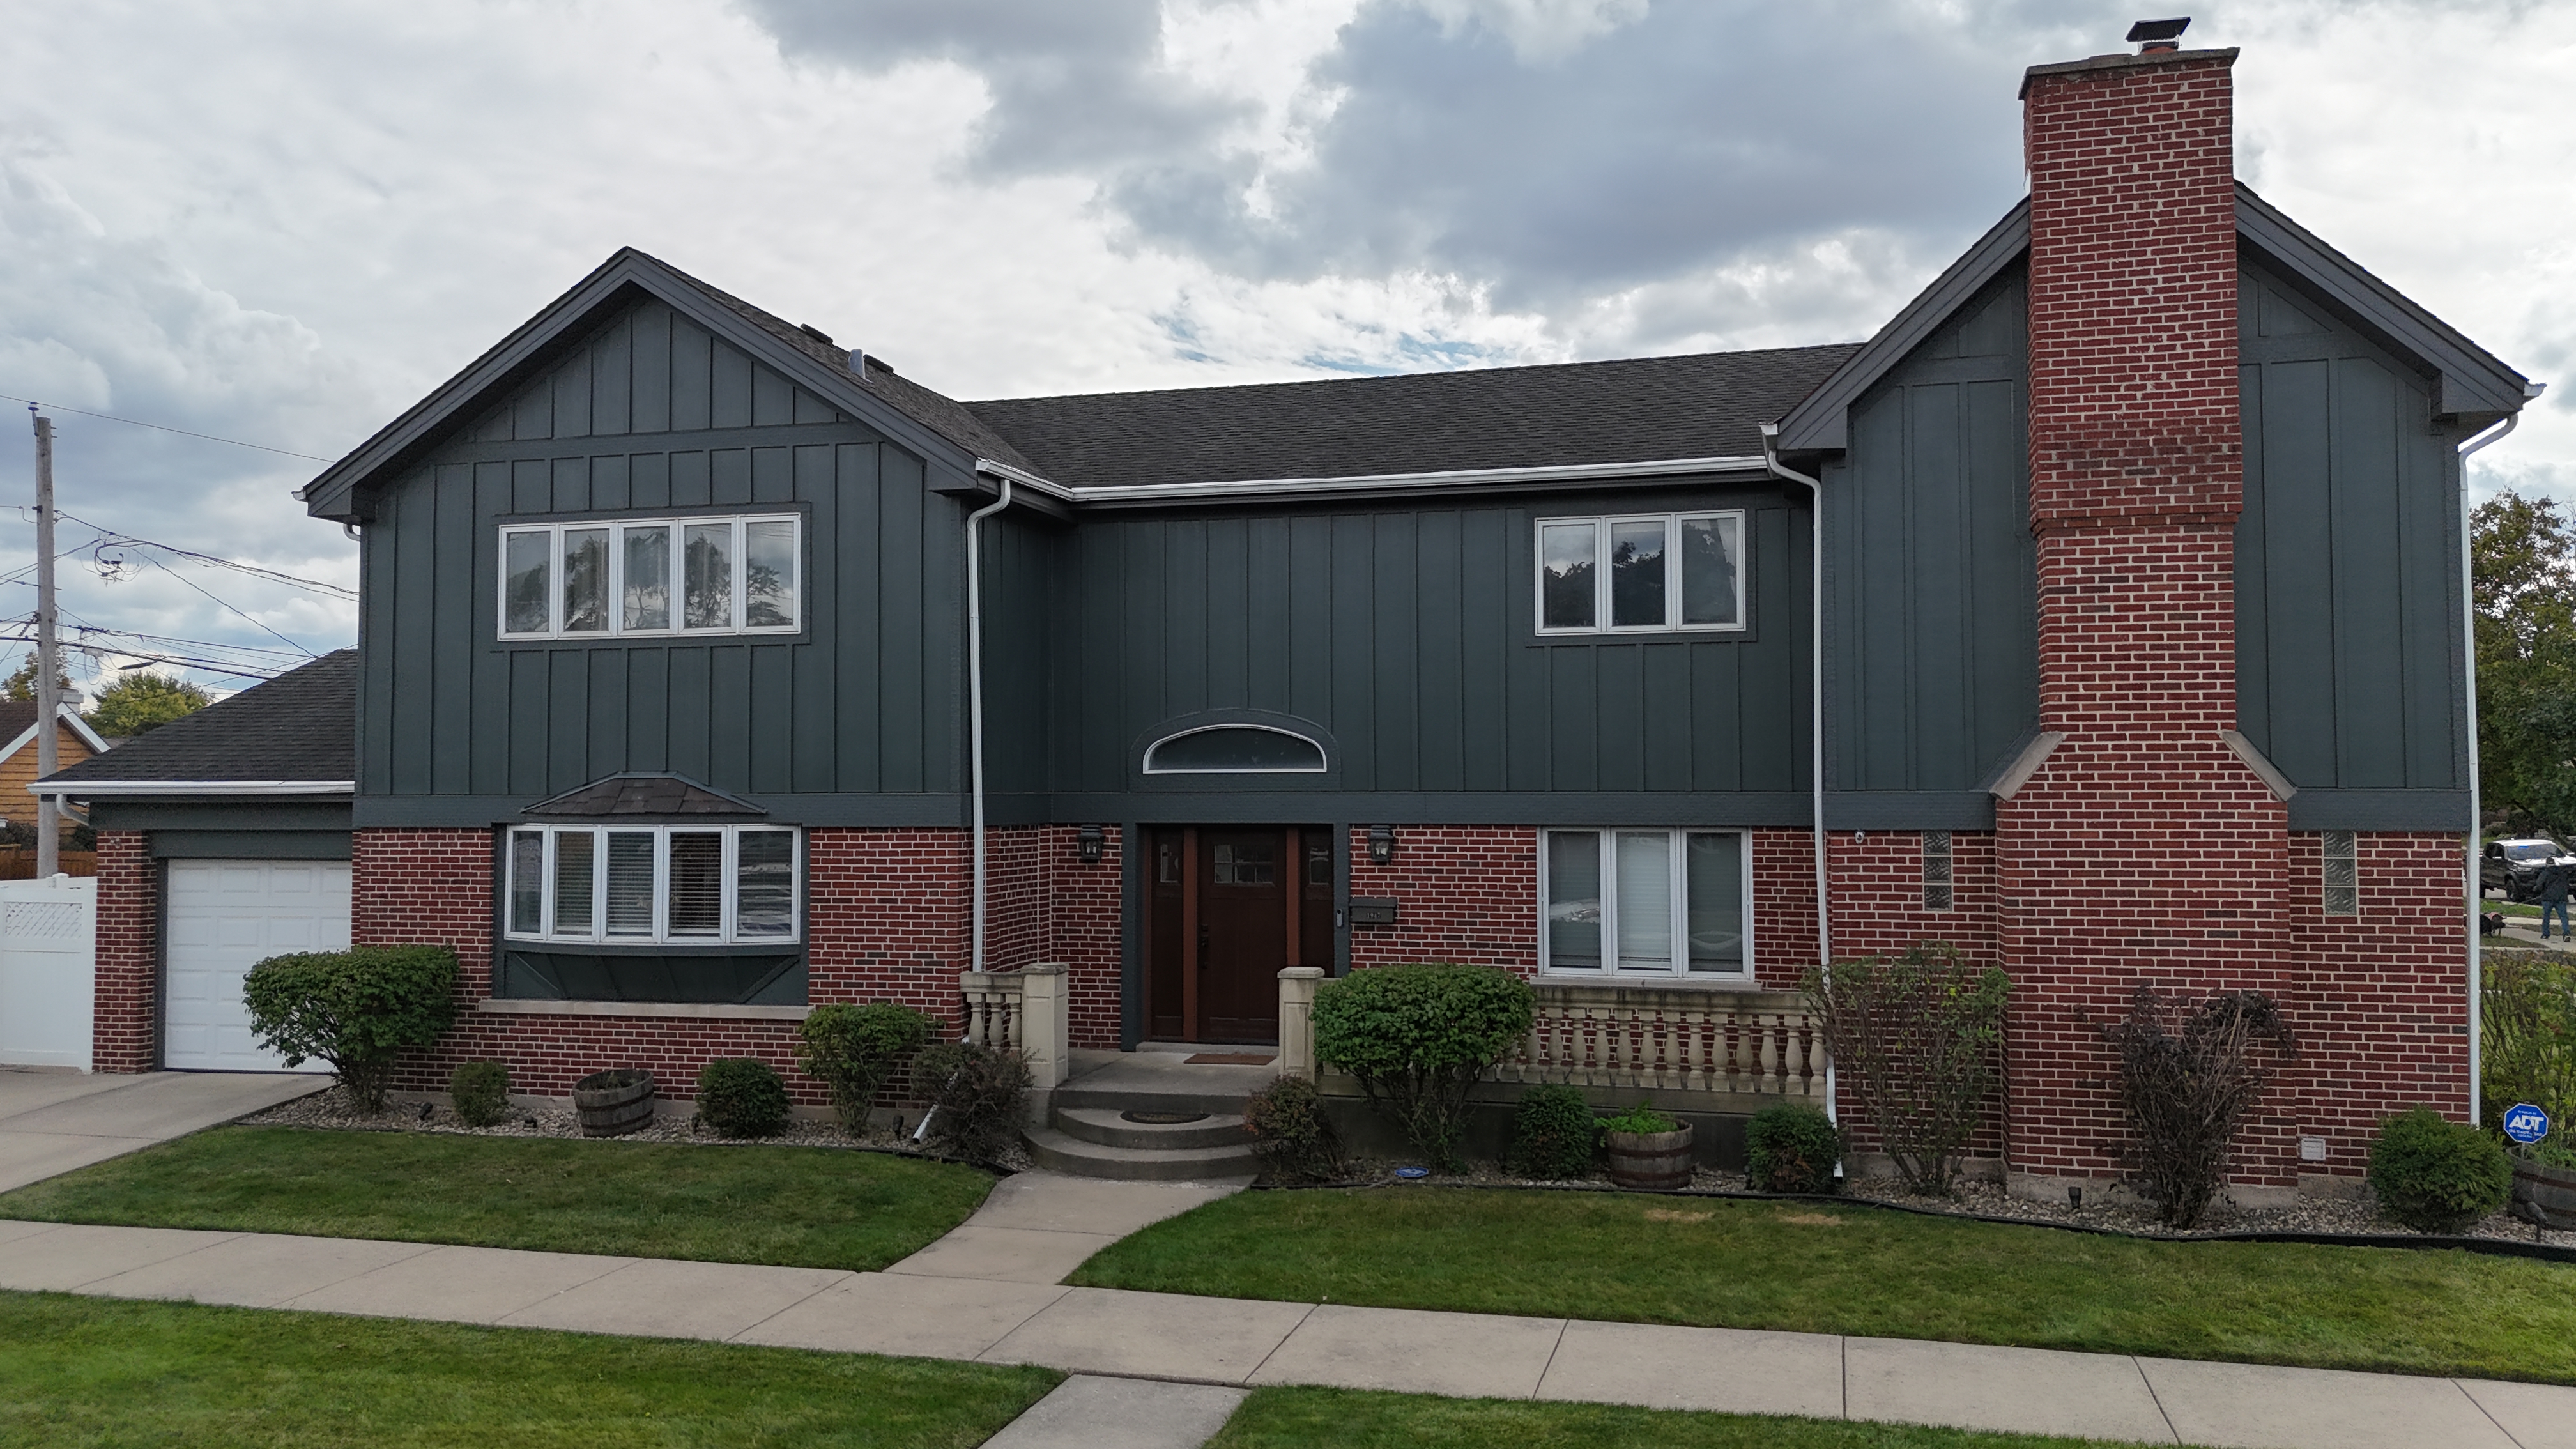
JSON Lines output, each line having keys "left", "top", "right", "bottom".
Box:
{"left": 2126, "top": 17, "right": 2190, "bottom": 49}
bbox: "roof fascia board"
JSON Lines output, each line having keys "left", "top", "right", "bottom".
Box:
{"left": 0, "top": 706, "right": 109, "bottom": 764}
{"left": 2234, "top": 185, "right": 2529, "bottom": 422}
{"left": 1059, "top": 455, "right": 1772, "bottom": 510}
{"left": 1773, "top": 199, "right": 2031, "bottom": 455}
{"left": 303, "top": 254, "right": 986, "bottom": 521}
{"left": 34, "top": 779, "right": 355, "bottom": 797}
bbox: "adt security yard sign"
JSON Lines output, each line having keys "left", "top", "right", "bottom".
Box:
{"left": 2503, "top": 1103, "right": 2551, "bottom": 1145}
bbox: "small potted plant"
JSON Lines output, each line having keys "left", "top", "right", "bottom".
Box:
{"left": 1601, "top": 1101, "right": 1693, "bottom": 1190}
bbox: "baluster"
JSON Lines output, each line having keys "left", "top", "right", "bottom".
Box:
{"left": 1003, "top": 994, "right": 1023, "bottom": 1052}
{"left": 1759, "top": 1013, "right": 1781, "bottom": 1093}
{"left": 966, "top": 992, "right": 988, "bottom": 1048}
{"left": 1783, "top": 1016, "right": 1805, "bottom": 1094}
{"left": 1685, "top": 1006, "right": 1712, "bottom": 1091}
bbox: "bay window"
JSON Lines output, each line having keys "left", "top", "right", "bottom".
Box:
{"left": 505, "top": 824, "right": 799, "bottom": 944}
{"left": 500, "top": 514, "right": 800, "bottom": 640}
{"left": 1542, "top": 828, "right": 1748, "bottom": 978}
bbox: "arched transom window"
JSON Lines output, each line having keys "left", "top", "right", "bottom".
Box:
{"left": 1142, "top": 724, "right": 1327, "bottom": 774}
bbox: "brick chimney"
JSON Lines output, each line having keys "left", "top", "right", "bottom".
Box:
{"left": 1994, "top": 33, "right": 2296, "bottom": 1197}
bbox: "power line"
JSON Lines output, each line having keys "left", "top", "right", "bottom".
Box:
{"left": 7, "top": 394, "right": 335, "bottom": 463}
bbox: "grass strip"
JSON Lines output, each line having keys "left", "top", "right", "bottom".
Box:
{"left": 1070, "top": 1186, "right": 2576, "bottom": 1383}
{"left": 1209, "top": 1386, "right": 2184, "bottom": 1449}
{"left": 0, "top": 1289, "right": 1058, "bottom": 1448}
{"left": 0, "top": 1124, "right": 993, "bottom": 1271}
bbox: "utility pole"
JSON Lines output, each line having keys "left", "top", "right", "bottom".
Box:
{"left": 31, "top": 410, "right": 59, "bottom": 878}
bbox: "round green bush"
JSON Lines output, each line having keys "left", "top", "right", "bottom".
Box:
{"left": 2369, "top": 1106, "right": 2510, "bottom": 1234}
{"left": 241, "top": 946, "right": 460, "bottom": 1116}
{"left": 1745, "top": 1101, "right": 1841, "bottom": 1194}
{"left": 695, "top": 1058, "right": 791, "bottom": 1139}
{"left": 1313, "top": 962, "right": 1536, "bottom": 1169}
{"left": 1243, "top": 1075, "right": 1349, "bottom": 1183}
{"left": 1507, "top": 1084, "right": 1598, "bottom": 1179}
{"left": 799, "top": 1001, "right": 935, "bottom": 1132}
{"left": 448, "top": 1059, "right": 512, "bottom": 1128}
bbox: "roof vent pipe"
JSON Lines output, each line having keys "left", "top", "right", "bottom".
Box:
{"left": 2127, "top": 17, "right": 2189, "bottom": 52}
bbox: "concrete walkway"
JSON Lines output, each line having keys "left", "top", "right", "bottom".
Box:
{"left": 7, "top": 1168, "right": 2575, "bottom": 1449}
{"left": 0, "top": 1069, "right": 325, "bottom": 1193}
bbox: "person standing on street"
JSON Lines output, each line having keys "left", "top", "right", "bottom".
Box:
{"left": 2542, "top": 854, "right": 2573, "bottom": 942}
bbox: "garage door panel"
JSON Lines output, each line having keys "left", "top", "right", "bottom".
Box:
{"left": 165, "top": 859, "right": 353, "bottom": 1073}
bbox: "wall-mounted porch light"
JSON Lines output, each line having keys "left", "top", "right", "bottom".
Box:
{"left": 1367, "top": 825, "right": 1395, "bottom": 865}
{"left": 1077, "top": 825, "right": 1105, "bottom": 864}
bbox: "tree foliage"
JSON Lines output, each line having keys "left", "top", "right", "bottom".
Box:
{"left": 2475, "top": 491, "right": 2576, "bottom": 838}
{"left": 86, "top": 671, "right": 211, "bottom": 737}
{"left": 2108, "top": 987, "right": 2296, "bottom": 1228}
{"left": 1312, "top": 962, "right": 1535, "bottom": 1170}
{"left": 1803, "top": 944, "right": 2009, "bottom": 1195}
{"left": 797, "top": 1001, "right": 935, "bottom": 1132}
{"left": 1, "top": 657, "right": 74, "bottom": 705}
{"left": 241, "top": 947, "right": 459, "bottom": 1114}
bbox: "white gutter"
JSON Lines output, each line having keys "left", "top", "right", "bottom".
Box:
{"left": 1760, "top": 423, "right": 1834, "bottom": 1130}
{"left": 31, "top": 779, "right": 353, "bottom": 796}
{"left": 2458, "top": 399, "right": 2532, "bottom": 1126}
{"left": 977, "top": 454, "right": 1770, "bottom": 507}
{"left": 963, "top": 476, "right": 1015, "bottom": 976}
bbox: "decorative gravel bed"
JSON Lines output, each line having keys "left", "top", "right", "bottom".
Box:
{"left": 1310, "top": 1154, "right": 2575, "bottom": 1248}
{"left": 245, "top": 1085, "right": 1036, "bottom": 1173}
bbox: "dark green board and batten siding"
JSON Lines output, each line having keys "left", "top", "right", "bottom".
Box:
{"left": 356, "top": 296, "right": 970, "bottom": 827}
{"left": 2234, "top": 263, "right": 2470, "bottom": 829}
{"left": 1820, "top": 269, "right": 2040, "bottom": 829}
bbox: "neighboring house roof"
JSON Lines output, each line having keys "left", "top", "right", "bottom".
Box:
{"left": 961, "top": 345, "right": 1862, "bottom": 493}
{"left": 0, "top": 701, "right": 111, "bottom": 760}
{"left": 1775, "top": 184, "right": 2533, "bottom": 454}
{"left": 37, "top": 651, "right": 356, "bottom": 795}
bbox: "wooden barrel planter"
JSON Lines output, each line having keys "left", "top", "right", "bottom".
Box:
{"left": 573, "top": 1069, "right": 656, "bottom": 1138}
{"left": 2512, "top": 1157, "right": 2576, "bottom": 1229}
{"left": 1606, "top": 1123, "right": 1695, "bottom": 1191}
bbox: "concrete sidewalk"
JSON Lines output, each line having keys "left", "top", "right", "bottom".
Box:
{"left": 0, "top": 1069, "right": 326, "bottom": 1193}
{"left": 6, "top": 1192, "right": 2572, "bottom": 1449}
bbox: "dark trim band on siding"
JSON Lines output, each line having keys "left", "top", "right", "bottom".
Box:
{"left": 1822, "top": 792, "right": 1998, "bottom": 832}
{"left": 2285, "top": 790, "right": 2472, "bottom": 832}
{"left": 89, "top": 799, "right": 353, "bottom": 833}
{"left": 354, "top": 793, "right": 975, "bottom": 829}
{"left": 1048, "top": 792, "right": 1820, "bottom": 828}
{"left": 150, "top": 831, "right": 353, "bottom": 861}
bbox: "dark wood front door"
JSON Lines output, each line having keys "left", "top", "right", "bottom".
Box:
{"left": 1146, "top": 825, "right": 1332, "bottom": 1044}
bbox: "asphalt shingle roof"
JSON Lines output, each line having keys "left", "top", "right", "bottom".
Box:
{"left": 42, "top": 650, "right": 356, "bottom": 789}
{"left": 960, "top": 345, "right": 1863, "bottom": 490}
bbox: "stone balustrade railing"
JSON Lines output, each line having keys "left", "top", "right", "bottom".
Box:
{"left": 1276, "top": 970, "right": 1826, "bottom": 1100}
{"left": 957, "top": 962, "right": 1070, "bottom": 1089}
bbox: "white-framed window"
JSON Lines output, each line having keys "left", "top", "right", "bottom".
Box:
{"left": 1536, "top": 510, "right": 1745, "bottom": 634}
{"left": 1540, "top": 828, "right": 1749, "bottom": 979}
{"left": 2321, "top": 829, "right": 2357, "bottom": 917}
{"left": 1922, "top": 830, "right": 1953, "bottom": 911}
{"left": 499, "top": 514, "right": 800, "bottom": 640}
{"left": 505, "top": 824, "right": 800, "bottom": 944}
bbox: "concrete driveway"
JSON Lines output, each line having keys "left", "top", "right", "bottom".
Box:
{"left": 0, "top": 1070, "right": 328, "bottom": 1194}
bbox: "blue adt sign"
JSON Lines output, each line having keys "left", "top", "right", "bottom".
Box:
{"left": 2503, "top": 1103, "right": 2550, "bottom": 1145}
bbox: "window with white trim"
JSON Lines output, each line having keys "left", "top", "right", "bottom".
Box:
{"left": 1540, "top": 829, "right": 1749, "bottom": 978}
{"left": 505, "top": 825, "right": 800, "bottom": 944}
{"left": 1536, "top": 510, "right": 1745, "bottom": 634}
{"left": 499, "top": 514, "right": 799, "bottom": 640}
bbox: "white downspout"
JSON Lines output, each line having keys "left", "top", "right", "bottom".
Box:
{"left": 2458, "top": 407, "right": 2524, "bottom": 1127}
{"left": 964, "top": 475, "right": 1014, "bottom": 976}
{"left": 1761, "top": 424, "right": 1834, "bottom": 1128}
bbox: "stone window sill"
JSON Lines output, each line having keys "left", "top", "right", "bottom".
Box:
{"left": 474, "top": 999, "right": 810, "bottom": 1021}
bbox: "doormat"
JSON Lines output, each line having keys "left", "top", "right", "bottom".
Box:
{"left": 1184, "top": 1053, "right": 1276, "bottom": 1066}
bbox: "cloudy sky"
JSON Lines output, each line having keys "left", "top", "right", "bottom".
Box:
{"left": 0, "top": 0, "right": 2567, "bottom": 694}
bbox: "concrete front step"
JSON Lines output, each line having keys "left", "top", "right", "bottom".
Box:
{"left": 1051, "top": 1083, "right": 1258, "bottom": 1118}
{"left": 1054, "top": 1106, "right": 1250, "bottom": 1152}
{"left": 1023, "top": 1124, "right": 1261, "bottom": 1183}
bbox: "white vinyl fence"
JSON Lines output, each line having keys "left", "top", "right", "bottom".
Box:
{"left": 0, "top": 875, "right": 96, "bottom": 1071}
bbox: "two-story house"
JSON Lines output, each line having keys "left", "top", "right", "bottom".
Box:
{"left": 57, "top": 31, "right": 2535, "bottom": 1200}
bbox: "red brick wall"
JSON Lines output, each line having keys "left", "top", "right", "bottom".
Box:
{"left": 1346, "top": 825, "right": 1537, "bottom": 972}
{"left": 1751, "top": 828, "right": 1821, "bottom": 990}
{"left": 1821, "top": 831, "right": 1998, "bottom": 966}
{"left": 89, "top": 830, "right": 156, "bottom": 1073}
{"left": 1039, "top": 824, "right": 1125, "bottom": 1049}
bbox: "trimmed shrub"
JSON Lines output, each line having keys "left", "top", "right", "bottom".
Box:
{"left": 1745, "top": 1101, "right": 1840, "bottom": 1194}
{"left": 241, "top": 946, "right": 460, "bottom": 1115}
{"left": 1313, "top": 962, "right": 1535, "bottom": 1170}
{"left": 696, "top": 1058, "right": 790, "bottom": 1139}
{"left": 1599, "top": 1101, "right": 1680, "bottom": 1137}
{"left": 2108, "top": 987, "right": 2297, "bottom": 1228}
{"left": 914, "top": 1042, "right": 1031, "bottom": 1165}
{"left": 799, "top": 1001, "right": 936, "bottom": 1133}
{"left": 1243, "top": 1075, "right": 1349, "bottom": 1183}
{"left": 1507, "top": 1084, "right": 1599, "bottom": 1179}
{"left": 1802, "top": 944, "right": 2009, "bottom": 1195}
{"left": 448, "top": 1060, "right": 512, "bottom": 1128}
{"left": 2370, "top": 1107, "right": 2511, "bottom": 1234}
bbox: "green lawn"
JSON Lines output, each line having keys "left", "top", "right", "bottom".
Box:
{"left": 0, "top": 1290, "right": 1059, "bottom": 1448}
{"left": 1211, "top": 1387, "right": 2185, "bottom": 1449}
{"left": 0, "top": 1126, "right": 993, "bottom": 1271}
{"left": 1070, "top": 1186, "right": 2576, "bottom": 1384}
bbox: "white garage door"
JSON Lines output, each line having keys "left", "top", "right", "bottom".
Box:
{"left": 165, "top": 860, "right": 351, "bottom": 1072}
